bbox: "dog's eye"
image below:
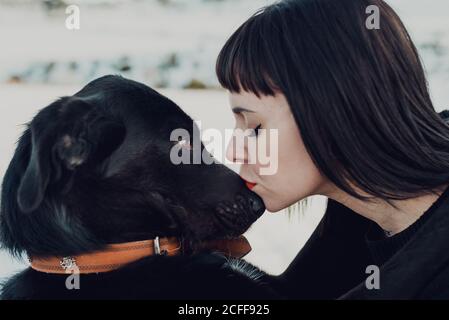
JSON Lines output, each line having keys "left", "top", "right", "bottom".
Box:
{"left": 176, "top": 139, "right": 192, "bottom": 150}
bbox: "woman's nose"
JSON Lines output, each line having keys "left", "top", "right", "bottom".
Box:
{"left": 226, "top": 133, "right": 247, "bottom": 163}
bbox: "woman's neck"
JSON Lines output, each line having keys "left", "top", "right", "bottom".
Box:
{"left": 324, "top": 185, "right": 447, "bottom": 236}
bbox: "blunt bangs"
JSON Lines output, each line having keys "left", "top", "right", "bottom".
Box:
{"left": 215, "top": 7, "right": 281, "bottom": 97}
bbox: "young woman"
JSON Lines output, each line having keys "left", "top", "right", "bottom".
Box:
{"left": 216, "top": 0, "right": 449, "bottom": 299}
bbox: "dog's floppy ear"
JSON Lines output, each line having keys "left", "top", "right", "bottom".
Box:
{"left": 17, "top": 128, "right": 52, "bottom": 214}
{"left": 17, "top": 98, "right": 126, "bottom": 213}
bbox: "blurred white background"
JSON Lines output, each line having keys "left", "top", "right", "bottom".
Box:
{"left": 1, "top": 0, "right": 448, "bottom": 280}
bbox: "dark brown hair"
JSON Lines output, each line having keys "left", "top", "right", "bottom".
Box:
{"left": 216, "top": 0, "right": 449, "bottom": 202}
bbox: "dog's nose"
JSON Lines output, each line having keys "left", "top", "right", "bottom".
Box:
{"left": 248, "top": 193, "right": 265, "bottom": 216}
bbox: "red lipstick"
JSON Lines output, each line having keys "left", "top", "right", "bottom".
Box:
{"left": 245, "top": 181, "right": 257, "bottom": 190}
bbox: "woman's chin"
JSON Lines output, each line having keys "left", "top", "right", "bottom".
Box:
{"left": 264, "top": 200, "right": 290, "bottom": 213}
{"left": 254, "top": 184, "right": 313, "bottom": 213}
{"left": 264, "top": 194, "right": 311, "bottom": 213}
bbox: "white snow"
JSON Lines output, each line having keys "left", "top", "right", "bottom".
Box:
{"left": 0, "top": 0, "right": 448, "bottom": 92}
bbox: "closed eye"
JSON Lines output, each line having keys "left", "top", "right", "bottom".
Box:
{"left": 249, "top": 124, "right": 262, "bottom": 137}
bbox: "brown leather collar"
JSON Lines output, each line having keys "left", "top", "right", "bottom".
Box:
{"left": 29, "top": 236, "right": 251, "bottom": 274}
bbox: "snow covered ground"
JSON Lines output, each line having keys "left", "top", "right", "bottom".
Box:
{"left": 0, "top": 0, "right": 449, "bottom": 282}
{"left": 0, "top": 0, "right": 275, "bottom": 87}
{"left": 0, "top": 0, "right": 448, "bottom": 91}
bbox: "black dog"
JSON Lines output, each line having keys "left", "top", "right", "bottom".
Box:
{"left": 0, "top": 75, "right": 279, "bottom": 299}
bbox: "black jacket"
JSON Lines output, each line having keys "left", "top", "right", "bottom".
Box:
{"left": 341, "top": 186, "right": 449, "bottom": 300}
{"left": 273, "top": 193, "right": 449, "bottom": 300}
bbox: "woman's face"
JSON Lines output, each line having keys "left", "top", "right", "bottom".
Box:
{"left": 226, "top": 90, "right": 331, "bottom": 212}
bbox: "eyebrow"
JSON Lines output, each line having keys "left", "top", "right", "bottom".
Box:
{"left": 232, "top": 106, "right": 256, "bottom": 114}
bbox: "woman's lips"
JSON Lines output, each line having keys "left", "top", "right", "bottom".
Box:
{"left": 245, "top": 180, "right": 257, "bottom": 190}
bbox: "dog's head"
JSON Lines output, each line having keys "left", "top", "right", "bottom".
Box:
{"left": 0, "top": 75, "right": 265, "bottom": 257}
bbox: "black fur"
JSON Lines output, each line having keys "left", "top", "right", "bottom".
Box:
{"left": 0, "top": 75, "right": 277, "bottom": 300}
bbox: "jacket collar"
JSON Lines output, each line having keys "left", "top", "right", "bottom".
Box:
{"left": 341, "top": 186, "right": 449, "bottom": 299}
